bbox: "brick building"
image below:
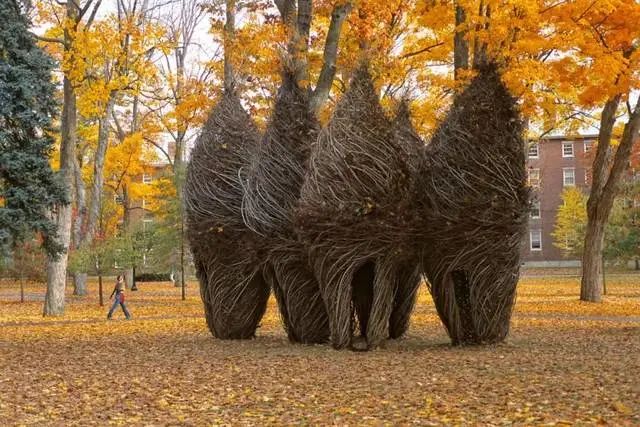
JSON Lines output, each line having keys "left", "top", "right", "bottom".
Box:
{"left": 120, "top": 162, "right": 172, "bottom": 233}
{"left": 521, "top": 135, "right": 596, "bottom": 265}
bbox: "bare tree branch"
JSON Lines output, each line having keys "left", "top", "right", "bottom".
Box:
{"left": 402, "top": 42, "right": 444, "bottom": 59}
{"left": 144, "top": 136, "right": 173, "bottom": 166}
{"left": 33, "top": 34, "right": 65, "bottom": 45}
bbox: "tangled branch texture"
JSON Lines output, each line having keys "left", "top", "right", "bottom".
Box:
{"left": 185, "top": 62, "right": 529, "bottom": 351}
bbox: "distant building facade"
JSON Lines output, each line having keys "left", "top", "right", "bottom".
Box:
{"left": 522, "top": 135, "right": 596, "bottom": 266}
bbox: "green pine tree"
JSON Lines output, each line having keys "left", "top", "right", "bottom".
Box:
{"left": 0, "top": 0, "right": 68, "bottom": 257}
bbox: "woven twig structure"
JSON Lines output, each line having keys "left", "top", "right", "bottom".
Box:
{"left": 418, "top": 63, "right": 529, "bottom": 345}
{"left": 242, "top": 73, "right": 330, "bottom": 344}
{"left": 388, "top": 101, "right": 424, "bottom": 339}
{"left": 296, "top": 64, "right": 422, "bottom": 350}
{"left": 186, "top": 61, "right": 528, "bottom": 350}
{"left": 184, "top": 93, "right": 270, "bottom": 339}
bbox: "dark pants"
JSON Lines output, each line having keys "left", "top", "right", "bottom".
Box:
{"left": 108, "top": 297, "right": 131, "bottom": 319}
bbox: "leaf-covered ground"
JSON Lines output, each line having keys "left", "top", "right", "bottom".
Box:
{"left": 0, "top": 275, "right": 638, "bottom": 425}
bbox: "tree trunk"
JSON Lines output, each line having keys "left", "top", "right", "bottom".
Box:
{"left": 309, "top": 2, "right": 352, "bottom": 113}
{"left": 86, "top": 96, "right": 116, "bottom": 242}
{"left": 131, "top": 266, "right": 138, "bottom": 291}
{"left": 124, "top": 269, "right": 134, "bottom": 290}
{"left": 44, "top": 69, "right": 76, "bottom": 316}
{"left": 19, "top": 250, "right": 25, "bottom": 303}
{"left": 44, "top": 204, "right": 72, "bottom": 315}
{"left": 581, "top": 216, "right": 605, "bottom": 302}
{"left": 223, "top": 0, "right": 236, "bottom": 93}
{"left": 581, "top": 91, "right": 640, "bottom": 301}
{"left": 295, "top": 0, "right": 312, "bottom": 84}
{"left": 98, "top": 274, "right": 103, "bottom": 306}
{"left": 72, "top": 155, "right": 88, "bottom": 296}
{"left": 181, "top": 215, "right": 186, "bottom": 300}
{"left": 453, "top": 0, "right": 469, "bottom": 81}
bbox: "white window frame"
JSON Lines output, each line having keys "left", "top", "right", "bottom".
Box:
{"left": 584, "top": 141, "right": 593, "bottom": 154}
{"left": 562, "top": 142, "right": 574, "bottom": 158}
{"left": 563, "top": 168, "right": 575, "bottom": 187}
{"left": 143, "top": 218, "right": 153, "bottom": 232}
{"left": 142, "top": 173, "right": 152, "bottom": 184}
{"left": 528, "top": 142, "right": 539, "bottom": 159}
{"left": 530, "top": 230, "right": 542, "bottom": 251}
{"left": 528, "top": 168, "right": 541, "bottom": 187}
{"left": 530, "top": 200, "right": 541, "bottom": 219}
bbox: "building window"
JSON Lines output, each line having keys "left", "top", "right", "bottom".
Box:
{"left": 585, "top": 170, "right": 590, "bottom": 186}
{"left": 563, "top": 168, "right": 575, "bottom": 186}
{"left": 143, "top": 218, "right": 153, "bottom": 231}
{"left": 584, "top": 141, "right": 593, "bottom": 154}
{"left": 530, "top": 200, "right": 541, "bottom": 219}
{"left": 528, "top": 143, "right": 539, "bottom": 159}
{"left": 562, "top": 142, "right": 574, "bottom": 158}
{"left": 142, "top": 173, "right": 152, "bottom": 184}
{"left": 530, "top": 230, "right": 542, "bottom": 251}
{"left": 528, "top": 168, "right": 540, "bottom": 187}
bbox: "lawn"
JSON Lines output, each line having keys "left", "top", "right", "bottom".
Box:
{"left": 0, "top": 275, "right": 638, "bottom": 425}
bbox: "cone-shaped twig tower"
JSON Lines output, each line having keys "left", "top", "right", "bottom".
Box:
{"left": 419, "top": 62, "right": 529, "bottom": 345}
{"left": 242, "top": 72, "right": 330, "bottom": 344}
{"left": 296, "top": 63, "right": 422, "bottom": 350}
{"left": 184, "top": 93, "right": 270, "bottom": 339}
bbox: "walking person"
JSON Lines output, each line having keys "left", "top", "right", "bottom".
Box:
{"left": 108, "top": 275, "right": 132, "bottom": 320}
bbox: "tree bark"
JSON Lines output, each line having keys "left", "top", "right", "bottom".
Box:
{"left": 123, "top": 186, "right": 133, "bottom": 290}
{"left": 44, "top": 0, "right": 78, "bottom": 315}
{"left": 581, "top": 92, "right": 640, "bottom": 301}
{"left": 131, "top": 266, "right": 138, "bottom": 291}
{"left": 453, "top": 0, "right": 469, "bottom": 81}
{"left": 581, "top": 213, "right": 605, "bottom": 302}
{"left": 19, "top": 249, "right": 25, "bottom": 303}
{"left": 44, "top": 75, "right": 75, "bottom": 316}
{"left": 293, "top": 0, "right": 312, "bottom": 83}
{"left": 72, "top": 154, "right": 88, "bottom": 296}
{"left": 86, "top": 96, "right": 116, "bottom": 242}
{"left": 223, "top": 0, "right": 236, "bottom": 93}
{"left": 98, "top": 274, "right": 103, "bottom": 306}
{"left": 309, "top": 2, "right": 352, "bottom": 113}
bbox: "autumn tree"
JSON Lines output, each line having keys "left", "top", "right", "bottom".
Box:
{"left": 0, "top": 0, "right": 67, "bottom": 258}
{"left": 35, "top": 0, "right": 102, "bottom": 315}
{"left": 68, "top": 236, "right": 117, "bottom": 306}
{"left": 68, "top": 2, "right": 166, "bottom": 295}
{"left": 552, "top": 187, "right": 588, "bottom": 257}
{"left": 545, "top": 1, "right": 640, "bottom": 302}
{"left": 553, "top": 184, "right": 640, "bottom": 269}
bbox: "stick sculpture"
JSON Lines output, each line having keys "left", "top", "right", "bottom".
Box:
{"left": 184, "top": 92, "right": 270, "bottom": 339}
{"left": 296, "top": 63, "right": 423, "bottom": 350}
{"left": 418, "top": 62, "right": 530, "bottom": 345}
{"left": 242, "top": 71, "right": 330, "bottom": 344}
{"left": 184, "top": 61, "right": 528, "bottom": 350}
